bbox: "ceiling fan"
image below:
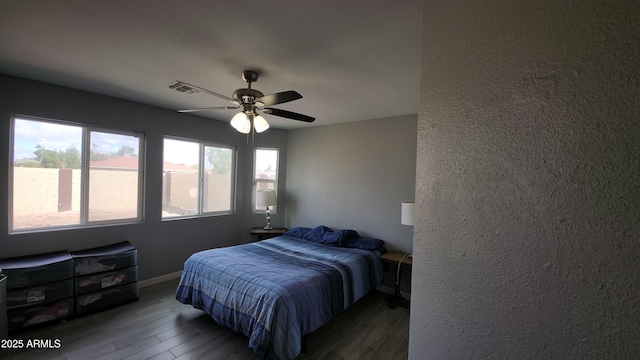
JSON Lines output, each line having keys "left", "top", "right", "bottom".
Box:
{"left": 171, "top": 70, "right": 315, "bottom": 134}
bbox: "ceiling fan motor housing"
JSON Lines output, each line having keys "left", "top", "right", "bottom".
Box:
{"left": 235, "top": 70, "right": 264, "bottom": 107}
{"left": 233, "top": 88, "right": 264, "bottom": 102}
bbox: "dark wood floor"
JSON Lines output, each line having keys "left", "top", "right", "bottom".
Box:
{"left": 2, "top": 279, "right": 409, "bottom": 360}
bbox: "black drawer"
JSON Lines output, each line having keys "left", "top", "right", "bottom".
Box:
{"left": 0, "top": 251, "right": 73, "bottom": 289}
{"left": 6, "top": 278, "right": 73, "bottom": 307}
{"left": 8, "top": 297, "right": 74, "bottom": 331}
{"left": 75, "top": 282, "right": 138, "bottom": 314}
{"left": 74, "top": 266, "right": 138, "bottom": 295}
{"left": 70, "top": 241, "right": 137, "bottom": 276}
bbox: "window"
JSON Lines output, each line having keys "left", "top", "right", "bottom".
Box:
{"left": 162, "top": 137, "right": 235, "bottom": 218}
{"left": 253, "top": 148, "right": 279, "bottom": 213}
{"left": 10, "top": 116, "right": 144, "bottom": 232}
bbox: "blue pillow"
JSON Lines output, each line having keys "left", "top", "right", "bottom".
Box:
{"left": 284, "top": 227, "right": 309, "bottom": 238}
{"left": 343, "top": 237, "right": 387, "bottom": 254}
{"left": 308, "top": 226, "right": 345, "bottom": 246}
{"left": 284, "top": 226, "right": 360, "bottom": 247}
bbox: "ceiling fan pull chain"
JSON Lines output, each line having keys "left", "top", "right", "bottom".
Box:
{"left": 251, "top": 116, "right": 255, "bottom": 143}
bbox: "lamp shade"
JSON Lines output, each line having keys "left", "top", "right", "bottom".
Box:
{"left": 401, "top": 202, "right": 414, "bottom": 226}
{"left": 257, "top": 189, "right": 277, "bottom": 207}
{"left": 230, "top": 112, "right": 251, "bottom": 134}
{"left": 253, "top": 115, "right": 270, "bottom": 133}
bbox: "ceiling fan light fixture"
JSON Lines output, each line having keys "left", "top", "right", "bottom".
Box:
{"left": 253, "top": 115, "right": 269, "bottom": 133}
{"left": 231, "top": 112, "right": 251, "bottom": 134}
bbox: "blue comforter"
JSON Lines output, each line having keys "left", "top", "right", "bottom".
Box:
{"left": 175, "top": 235, "right": 383, "bottom": 360}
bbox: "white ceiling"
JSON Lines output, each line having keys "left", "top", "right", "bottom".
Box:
{"left": 0, "top": 1, "right": 423, "bottom": 130}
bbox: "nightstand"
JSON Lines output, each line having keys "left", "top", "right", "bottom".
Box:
{"left": 250, "top": 227, "right": 287, "bottom": 241}
{"left": 380, "top": 250, "right": 412, "bottom": 309}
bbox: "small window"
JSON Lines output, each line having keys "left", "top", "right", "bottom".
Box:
{"left": 162, "top": 137, "right": 235, "bottom": 218}
{"left": 253, "top": 148, "right": 279, "bottom": 213}
{"left": 10, "top": 116, "right": 144, "bottom": 232}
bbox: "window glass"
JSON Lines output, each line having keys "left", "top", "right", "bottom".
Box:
{"left": 88, "top": 131, "right": 141, "bottom": 221}
{"left": 254, "top": 148, "right": 278, "bottom": 212}
{"left": 10, "top": 116, "right": 143, "bottom": 232}
{"left": 204, "top": 145, "right": 233, "bottom": 213}
{"left": 162, "top": 137, "right": 234, "bottom": 218}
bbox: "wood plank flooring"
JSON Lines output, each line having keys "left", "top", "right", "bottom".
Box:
{"left": 2, "top": 279, "right": 409, "bottom": 360}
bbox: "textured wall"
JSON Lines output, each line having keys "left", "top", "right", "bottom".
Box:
{"left": 410, "top": 0, "right": 640, "bottom": 358}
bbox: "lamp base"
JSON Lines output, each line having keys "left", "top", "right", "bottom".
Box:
{"left": 263, "top": 207, "right": 272, "bottom": 230}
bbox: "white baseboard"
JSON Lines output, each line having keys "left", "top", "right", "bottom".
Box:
{"left": 138, "top": 270, "right": 182, "bottom": 288}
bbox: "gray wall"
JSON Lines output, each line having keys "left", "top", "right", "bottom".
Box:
{"left": 0, "top": 74, "right": 288, "bottom": 281}
{"left": 410, "top": 0, "right": 640, "bottom": 358}
{"left": 285, "top": 115, "right": 417, "bottom": 253}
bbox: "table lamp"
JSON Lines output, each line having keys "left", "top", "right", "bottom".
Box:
{"left": 257, "top": 189, "right": 277, "bottom": 230}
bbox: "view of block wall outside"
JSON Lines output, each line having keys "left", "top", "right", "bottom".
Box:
{"left": 12, "top": 167, "right": 139, "bottom": 229}
{"left": 88, "top": 169, "right": 139, "bottom": 221}
{"left": 13, "top": 167, "right": 79, "bottom": 214}
{"left": 162, "top": 172, "right": 232, "bottom": 216}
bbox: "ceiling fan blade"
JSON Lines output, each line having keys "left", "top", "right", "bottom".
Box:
{"left": 178, "top": 106, "right": 239, "bottom": 113}
{"left": 258, "top": 91, "right": 302, "bottom": 107}
{"left": 171, "top": 81, "right": 236, "bottom": 103}
{"left": 262, "top": 108, "right": 315, "bottom": 123}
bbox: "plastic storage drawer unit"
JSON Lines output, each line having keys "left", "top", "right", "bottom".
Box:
{"left": 74, "top": 266, "right": 138, "bottom": 295}
{"left": 0, "top": 251, "right": 73, "bottom": 289}
{"left": 70, "top": 241, "right": 137, "bottom": 276}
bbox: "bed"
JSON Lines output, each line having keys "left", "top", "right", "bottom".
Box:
{"left": 175, "top": 226, "right": 385, "bottom": 360}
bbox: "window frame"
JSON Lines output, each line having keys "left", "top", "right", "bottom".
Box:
{"left": 9, "top": 115, "right": 145, "bottom": 233}
{"left": 252, "top": 147, "right": 279, "bottom": 214}
{"left": 161, "top": 136, "right": 237, "bottom": 220}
